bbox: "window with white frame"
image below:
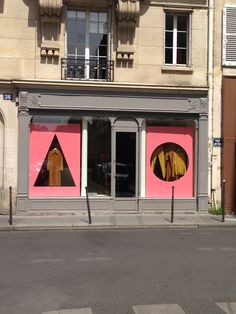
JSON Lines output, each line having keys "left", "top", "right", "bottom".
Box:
{"left": 164, "top": 12, "right": 190, "bottom": 66}
{"left": 66, "top": 10, "right": 110, "bottom": 80}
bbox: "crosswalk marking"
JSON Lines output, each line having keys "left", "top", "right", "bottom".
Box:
{"left": 197, "top": 247, "right": 215, "bottom": 251}
{"left": 132, "top": 304, "right": 186, "bottom": 314}
{"left": 219, "top": 247, "right": 236, "bottom": 252}
{"left": 42, "top": 308, "right": 93, "bottom": 314}
{"left": 31, "top": 258, "right": 63, "bottom": 263}
{"left": 216, "top": 302, "right": 236, "bottom": 314}
{"left": 42, "top": 302, "right": 236, "bottom": 314}
{"left": 77, "top": 257, "right": 112, "bottom": 262}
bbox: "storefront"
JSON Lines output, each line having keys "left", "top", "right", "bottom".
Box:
{"left": 16, "top": 85, "right": 208, "bottom": 214}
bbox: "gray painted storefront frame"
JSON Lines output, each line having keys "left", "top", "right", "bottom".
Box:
{"left": 112, "top": 118, "right": 140, "bottom": 211}
{"left": 17, "top": 89, "right": 208, "bottom": 214}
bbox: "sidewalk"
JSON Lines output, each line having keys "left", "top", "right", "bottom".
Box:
{"left": 0, "top": 212, "right": 236, "bottom": 231}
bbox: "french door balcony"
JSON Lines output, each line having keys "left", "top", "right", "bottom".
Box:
{"left": 65, "top": 10, "right": 112, "bottom": 81}
{"left": 61, "top": 57, "right": 114, "bottom": 81}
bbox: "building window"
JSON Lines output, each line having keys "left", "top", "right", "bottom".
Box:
{"left": 63, "top": 10, "right": 113, "bottom": 81}
{"left": 146, "top": 126, "right": 194, "bottom": 198}
{"left": 29, "top": 116, "right": 81, "bottom": 197}
{"left": 150, "top": 143, "right": 189, "bottom": 182}
{"left": 223, "top": 5, "right": 236, "bottom": 66}
{"left": 165, "top": 13, "right": 190, "bottom": 66}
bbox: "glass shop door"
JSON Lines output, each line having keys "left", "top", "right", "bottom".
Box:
{"left": 113, "top": 130, "right": 138, "bottom": 210}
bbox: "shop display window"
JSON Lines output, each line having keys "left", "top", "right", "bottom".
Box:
{"left": 146, "top": 126, "right": 193, "bottom": 197}
{"left": 87, "top": 118, "right": 111, "bottom": 196}
{"left": 150, "top": 142, "right": 189, "bottom": 182}
{"left": 29, "top": 120, "right": 81, "bottom": 197}
{"left": 34, "top": 135, "right": 75, "bottom": 187}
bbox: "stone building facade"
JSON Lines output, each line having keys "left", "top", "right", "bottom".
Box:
{"left": 0, "top": 0, "right": 210, "bottom": 215}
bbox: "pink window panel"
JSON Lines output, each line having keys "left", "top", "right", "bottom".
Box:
{"left": 29, "top": 123, "right": 81, "bottom": 197}
{"left": 146, "top": 126, "right": 194, "bottom": 198}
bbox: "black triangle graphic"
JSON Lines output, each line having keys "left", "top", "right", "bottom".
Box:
{"left": 34, "top": 135, "right": 76, "bottom": 187}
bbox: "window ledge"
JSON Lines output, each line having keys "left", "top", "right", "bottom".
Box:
{"left": 161, "top": 65, "right": 193, "bottom": 73}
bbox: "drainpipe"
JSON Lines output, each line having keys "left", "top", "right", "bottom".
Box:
{"left": 208, "top": 0, "right": 215, "bottom": 206}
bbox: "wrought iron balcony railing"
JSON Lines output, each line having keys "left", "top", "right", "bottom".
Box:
{"left": 61, "top": 57, "right": 114, "bottom": 81}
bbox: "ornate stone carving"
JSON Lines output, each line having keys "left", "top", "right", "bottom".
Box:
{"left": 116, "top": 0, "right": 141, "bottom": 61}
{"left": 200, "top": 98, "right": 208, "bottom": 113}
{"left": 39, "top": 0, "right": 63, "bottom": 16}
{"left": 19, "top": 92, "right": 28, "bottom": 108}
{"left": 38, "top": 0, "right": 63, "bottom": 57}
{"left": 18, "top": 108, "right": 29, "bottom": 117}
{"left": 199, "top": 113, "right": 208, "bottom": 121}
{"left": 29, "top": 94, "right": 38, "bottom": 107}
{"left": 188, "top": 98, "right": 208, "bottom": 114}
{"left": 117, "top": 0, "right": 140, "bottom": 24}
{"left": 189, "top": 99, "right": 199, "bottom": 112}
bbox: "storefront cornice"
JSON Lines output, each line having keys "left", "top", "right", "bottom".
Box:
{"left": 0, "top": 80, "right": 14, "bottom": 87}
{"left": 11, "top": 79, "right": 208, "bottom": 94}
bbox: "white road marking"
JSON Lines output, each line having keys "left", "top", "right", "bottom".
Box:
{"left": 31, "top": 258, "right": 63, "bottom": 263}
{"left": 219, "top": 247, "right": 236, "bottom": 252}
{"left": 197, "top": 247, "right": 235, "bottom": 252}
{"left": 42, "top": 303, "right": 236, "bottom": 314}
{"left": 43, "top": 308, "right": 93, "bottom": 314}
{"left": 132, "top": 304, "right": 186, "bottom": 314}
{"left": 216, "top": 302, "right": 236, "bottom": 314}
{"left": 77, "top": 257, "right": 112, "bottom": 262}
{"left": 197, "top": 247, "right": 215, "bottom": 251}
{"left": 30, "top": 257, "right": 112, "bottom": 263}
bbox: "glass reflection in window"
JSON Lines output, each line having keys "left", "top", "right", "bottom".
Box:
{"left": 87, "top": 118, "right": 111, "bottom": 196}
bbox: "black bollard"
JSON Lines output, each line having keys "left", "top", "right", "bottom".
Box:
{"left": 222, "top": 180, "right": 226, "bottom": 223}
{"left": 85, "top": 187, "right": 92, "bottom": 224}
{"left": 171, "top": 186, "right": 174, "bottom": 223}
{"left": 9, "top": 186, "right": 13, "bottom": 225}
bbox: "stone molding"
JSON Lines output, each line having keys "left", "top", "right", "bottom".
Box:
{"left": 39, "top": 0, "right": 63, "bottom": 16}
{"left": 38, "top": 0, "right": 63, "bottom": 57}
{"left": 116, "top": 0, "right": 141, "bottom": 61}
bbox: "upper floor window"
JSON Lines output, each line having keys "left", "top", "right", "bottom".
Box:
{"left": 223, "top": 5, "right": 236, "bottom": 66}
{"left": 62, "top": 10, "right": 114, "bottom": 81}
{"left": 164, "top": 13, "right": 190, "bottom": 66}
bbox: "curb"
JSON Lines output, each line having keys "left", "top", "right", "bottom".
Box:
{"left": 0, "top": 226, "right": 14, "bottom": 231}
{"left": 0, "top": 223, "right": 234, "bottom": 231}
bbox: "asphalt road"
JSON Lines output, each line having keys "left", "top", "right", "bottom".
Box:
{"left": 0, "top": 228, "right": 236, "bottom": 314}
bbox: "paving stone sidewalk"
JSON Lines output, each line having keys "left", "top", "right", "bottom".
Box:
{"left": 0, "top": 212, "right": 236, "bottom": 231}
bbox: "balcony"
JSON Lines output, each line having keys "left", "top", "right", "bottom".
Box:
{"left": 61, "top": 57, "right": 114, "bottom": 81}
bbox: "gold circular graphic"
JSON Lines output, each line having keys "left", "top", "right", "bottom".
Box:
{"left": 150, "top": 142, "right": 189, "bottom": 181}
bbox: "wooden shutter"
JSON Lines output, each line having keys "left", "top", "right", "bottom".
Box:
{"left": 223, "top": 5, "right": 236, "bottom": 66}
